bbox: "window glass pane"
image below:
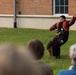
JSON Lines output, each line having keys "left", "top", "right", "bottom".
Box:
{"left": 65, "top": 6, "right": 68, "bottom": 13}
{"left": 60, "top": 6, "right": 64, "bottom": 13}
{"left": 54, "top": 0, "right": 68, "bottom": 14}
{"left": 55, "top": 6, "right": 59, "bottom": 14}
{"left": 55, "top": 0, "right": 59, "bottom": 5}
{"left": 65, "top": 0, "right": 68, "bottom": 5}
{"left": 60, "top": 0, "right": 64, "bottom": 5}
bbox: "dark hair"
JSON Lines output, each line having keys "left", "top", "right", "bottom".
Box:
{"left": 60, "top": 15, "right": 66, "bottom": 19}
{"left": 27, "top": 39, "right": 44, "bottom": 60}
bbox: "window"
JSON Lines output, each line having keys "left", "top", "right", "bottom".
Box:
{"left": 53, "top": 0, "right": 68, "bottom": 15}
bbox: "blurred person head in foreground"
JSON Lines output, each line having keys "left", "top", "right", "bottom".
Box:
{"left": 58, "top": 44, "right": 76, "bottom": 75}
{"left": 27, "top": 39, "right": 44, "bottom": 60}
{"left": 27, "top": 39, "right": 54, "bottom": 75}
{"left": 0, "top": 43, "right": 41, "bottom": 75}
{"left": 69, "top": 44, "right": 76, "bottom": 69}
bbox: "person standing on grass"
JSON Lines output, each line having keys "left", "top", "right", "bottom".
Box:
{"left": 47, "top": 14, "right": 76, "bottom": 59}
{"left": 58, "top": 44, "right": 76, "bottom": 75}
{"left": 27, "top": 39, "right": 54, "bottom": 75}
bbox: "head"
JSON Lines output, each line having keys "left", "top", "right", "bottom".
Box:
{"left": 70, "top": 44, "right": 76, "bottom": 65}
{"left": 0, "top": 44, "right": 41, "bottom": 75}
{"left": 60, "top": 15, "right": 66, "bottom": 22}
{"left": 27, "top": 39, "right": 44, "bottom": 60}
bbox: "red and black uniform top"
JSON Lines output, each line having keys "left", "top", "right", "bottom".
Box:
{"left": 49, "top": 17, "right": 76, "bottom": 42}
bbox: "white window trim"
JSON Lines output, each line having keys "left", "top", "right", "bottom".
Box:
{"left": 53, "top": 0, "right": 68, "bottom": 16}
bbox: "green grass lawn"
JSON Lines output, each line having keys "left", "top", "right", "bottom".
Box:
{"left": 0, "top": 28, "right": 76, "bottom": 75}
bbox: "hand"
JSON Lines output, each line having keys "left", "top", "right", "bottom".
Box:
{"left": 56, "top": 32, "right": 62, "bottom": 37}
{"left": 56, "top": 32, "right": 61, "bottom": 36}
{"left": 69, "top": 65, "right": 73, "bottom": 70}
{"left": 73, "top": 14, "right": 76, "bottom": 19}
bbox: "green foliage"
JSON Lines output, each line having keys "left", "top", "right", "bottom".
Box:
{"left": 0, "top": 28, "right": 76, "bottom": 75}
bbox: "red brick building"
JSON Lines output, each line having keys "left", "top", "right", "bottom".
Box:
{"left": 0, "top": 0, "right": 76, "bottom": 15}
{"left": 0, "top": 0, "right": 76, "bottom": 29}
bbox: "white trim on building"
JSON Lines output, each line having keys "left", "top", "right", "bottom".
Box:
{"left": 0, "top": 15, "right": 76, "bottom": 30}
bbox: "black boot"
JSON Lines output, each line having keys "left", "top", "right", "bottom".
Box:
{"left": 55, "top": 55, "right": 60, "bottom": 59}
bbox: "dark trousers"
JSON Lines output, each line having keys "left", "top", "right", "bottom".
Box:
{"left": 47, "top": 36, "right": 68, "bottom": 57}
{"left": 52, "top": 44, "right": 60, "bottom": 56}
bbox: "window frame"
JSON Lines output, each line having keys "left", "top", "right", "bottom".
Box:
{"left": 53, "top": 0, "right": 68, "bottom": 16}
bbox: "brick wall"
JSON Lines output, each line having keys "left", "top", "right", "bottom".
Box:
{"left": 16, "top": 0, "right": 52, "bottom": 15}
{"left": 0, "top": 0, "right": 13, "bottom": 14}
{"left": 0, "top": 0, "right": 52, "bottom": 15}
{"left": 0, "top": 0, "right": 76, "bottom": 15}
{"left": 69, "top": 0, "right": 76, "bottom": 15}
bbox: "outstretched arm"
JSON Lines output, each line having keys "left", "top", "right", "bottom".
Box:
{"left": 69, "top": 14, "right": 76, "bottom": 26}
{"left": 49, "top": 23, "right": 58, "bottom": 31}
{"left": 63, "top": 14, "right": 76, "bottom": 30}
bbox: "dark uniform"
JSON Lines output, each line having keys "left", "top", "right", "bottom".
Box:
{"left": 47, "top": 17, "right": 76, "bottom": 59}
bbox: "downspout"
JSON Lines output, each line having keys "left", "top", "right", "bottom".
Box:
{"left": 14, "top": 0, "right": 17, "bottom": 28}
